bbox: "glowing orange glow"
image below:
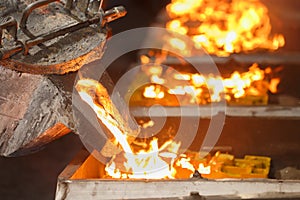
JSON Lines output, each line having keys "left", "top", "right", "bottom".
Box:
{"left": 106, "top": 138, "right": 181, "bottom": 179}
{"left": 191, "top": 74, "right": 206, "bottom": 87}
{"left": 143, "top": 85, "right": 165, "bottom": 99}
{"left": 148, "top": 65, "right": 163, "bottom": 76}
{"left": 142, "top": 63, "right": 280, "bottom": 104}
{"left": 151, "top": 75, "right": 165, "bottom": 84}
{"left": 269, "top": 78, "right": 281, "bottom": 93}
{"left": 168, "top": 38, "right": 192, "bottom": 56}
{"left": 174, "top": 73, "right": 191, "bottom": 81}
{"left": 169, "top": 38, "right": 187, "bottom": 51}
{"left": 76, "top": 78, "right": 271, "bottom": 179}
{"left": 76, "top": 79, "right": 132, "bottom": 153}
{"left": 198, "top": 163, "right": 211, "bottom": 175}
{"left": 76, "top": 79, "right": 181, "bottom": 179}
{"left": 140, "top": 55, "right": 150, "bottom": 64}
{"left": 167, "top": 20, "right": 188, "bottom": 35}
{"left": 165, "top": 0, "right": 285, "bottom": 56}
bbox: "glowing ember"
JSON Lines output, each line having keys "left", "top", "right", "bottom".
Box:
{"left": 165, "top": 0, "right": 285, "bottom": 56}
{"left": 140, "top": 63, "right": 280, "bottom": 105}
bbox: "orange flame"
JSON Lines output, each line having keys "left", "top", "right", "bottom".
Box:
{"left": 143, "top": 85, "right": 165, "bottom": 99}
{"left": 141, "top": 63, "right": 280, "bottom": 104}
{"left": 106, "top": 138, "right": 182, "bottom": 179}
{"left": 76, "top": 79, "right": 186, "bottom": 179}
{"left": 76, "top": 78, "right": 271, "bottom": 179}
{"left": 166, "top": 0, "right": 285, "bottom": 56}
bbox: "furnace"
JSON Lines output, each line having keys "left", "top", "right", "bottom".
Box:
{"left": 0, "top": 0, "right": 299, "bottom": 199}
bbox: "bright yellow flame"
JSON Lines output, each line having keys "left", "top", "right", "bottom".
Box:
{"left": 166, "top": 0, "right": 285, "bottom": 56}
{"left": 198, "top": 163, "right": 211, "bottom": 175}
{"left": 174, "top": 73, "right": 191, "bottom": 81}
{"left": 191, "top": 74, "right": 205, "bottom": 87}
{"left": 166, "top": 20, "right": 188, "bottom": 35}
{"left": 206, "top": 76, "right": 224, "bottom": 102}
{"left": 76, "top": 79, "right": 183, "bottom": 179}
{"left": 140, "top": 55, "right": 150, "bottom": 64}
{"left": 148, "top": 65, "right": 163, "bottom": 76}
{"left": 151, "top": 75, "right": 165, "bottom": 84}
{"left": 269, "top": 78, "right": 280, "bottom": 93}
{"left": 142, "top": 63, "right": 280, "bottom": 104}
{"left": 169, "top": 38, "right": 187, "bottom": 51}
{"left": 105, "top": 138, "right": 184, "bottom": 179}
{"left": 76, "top": 78, "right": 271, "bottom": 180}
{"left": 143, "top": 85, "right": 165, "bottom": 99}
{"left": 168, "top": 86, "right": 186, "bottom": 95}
{"left": 168, "top": 37, "right": 192, "bottom": 56}
{"left": 176, "top": 157, "right": 195, "bottom": 172}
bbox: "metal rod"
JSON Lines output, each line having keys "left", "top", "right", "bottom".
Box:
{"left": 99, "top": 0, "right": 104, "bottom": 9}
{"left": 102, "top": 6, "right": 126, "bottom": 24}
{"left": 20, "top": 0, "right": 60, "bottom": 39}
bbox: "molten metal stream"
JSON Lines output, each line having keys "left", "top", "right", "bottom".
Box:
{"left": 76, "top": 78, "right": 271, "bottom": 179}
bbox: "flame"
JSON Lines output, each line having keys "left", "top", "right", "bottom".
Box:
{"left": 105, "top": 138, "right": 186, "bottom": 179}
{"left": 151, "top": 75, "right": 165, "bottom": 84}
{"left": 141, "top": 63, "right": 280, "bottom": 104}
{"left": 269, "top": 78, "right": 280, "bottom": 94}
{"left": 76, "top": 78, "right": 186, "bottom": 179}
{"left": 198, "top": 163, "right": 211, "bottom": 175}
{"left": 76, "top": 78, "right": 271, "bottom": 179}
{"left": 166, "top": 0, "right": 285, "bottom": 56}
{"left": 143, "top": 85, "right": 165, "bottom": 99}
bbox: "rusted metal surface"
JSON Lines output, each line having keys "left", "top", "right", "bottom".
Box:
{"left": 0, "top": 16, "right": 18, "bottom": 47}
{"left": 0, "top": 0, "right": 125, "bottom": 74}
{"left": 0, "top": 44, "right": 105, "bottom": 74}
{"left": 0, "top": 66, "right": 73, "bottom": 156}
{"left": 0, "top": 0, "right": 126, "bottom": 60}
{"left": 19, "top": 0, "right": 59, "bottom": 40}
{"left": 0, "top": 0, "right": 19, "bottom": 18}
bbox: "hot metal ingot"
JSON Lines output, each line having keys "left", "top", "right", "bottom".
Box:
{"left": 201, "top": 153, "right": 271, "bottom": 179}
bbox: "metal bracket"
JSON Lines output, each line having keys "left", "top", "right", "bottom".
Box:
{"left": 64, "top": 0, "right": 103, "bottom": 17}
{"left": 20, "top": 0, "right": 60, "bottom": 40}
{"left": 0, "top": 0, "right": 127, "bottom": 60}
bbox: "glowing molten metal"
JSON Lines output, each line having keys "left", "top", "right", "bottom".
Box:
{"left": 76, "top": 79, "right": 271, "bottom": 179}
{"left": 141, "top": 63, "right": 280, "bottom": 105}
{"left": 166, "top": 0, "right": 285, "bottom": 56}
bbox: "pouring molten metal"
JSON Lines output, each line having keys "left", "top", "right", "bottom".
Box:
{"left": 76, "top": 79, "right": 271, "bottom": 179}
